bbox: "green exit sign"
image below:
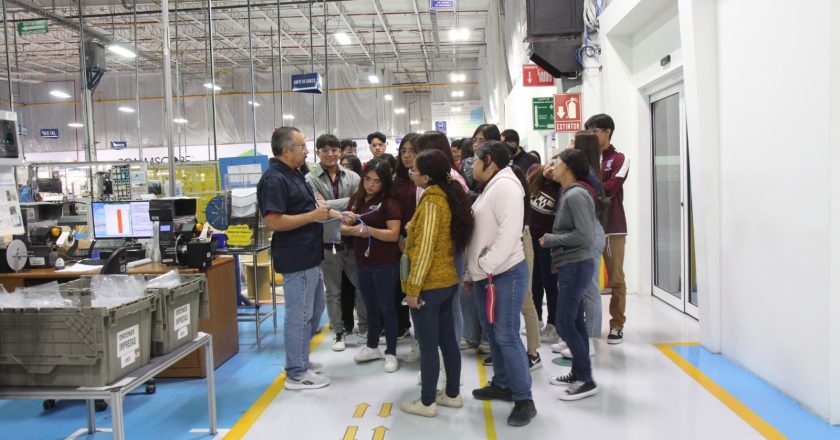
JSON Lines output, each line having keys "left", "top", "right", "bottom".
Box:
{"left": 17, "top": 20, "right": 48, "bottom": 36}
{"left": 533, "top": 97, "right": 554, "bottom": 130}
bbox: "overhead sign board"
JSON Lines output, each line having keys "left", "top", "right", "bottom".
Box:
{"left": 291, "top": 72, "right": 323, "bottom": 94}
{"left": 111, "top": 141, "right": 127, "bottom": 150}
{"left": 430, "top": 0, "right": 455, "bottom": 11}
{"left": 40, "top": 128, "right": 59, "bottom": 139}
{"left": 523, "top": 64, "right": 555, "bottom": 87}
{"left": 533, "top": 97, "right": 554, "bottom": 130}
{"left": 17, "top": 20, "right": 48, "bottom": 36}
{"left": 554, "top": 93, "right": 582, "bottom": 133}
{"left": 435, "top": 121, "right": 447, "bottom": 133}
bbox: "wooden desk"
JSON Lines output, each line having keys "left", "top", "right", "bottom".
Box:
{"left": 0, "top": 257, "right": 239, "bottom": 378}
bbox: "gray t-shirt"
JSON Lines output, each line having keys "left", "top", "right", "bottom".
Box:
{"left": 541, "top": 183, "right": 596, "bottom": 267}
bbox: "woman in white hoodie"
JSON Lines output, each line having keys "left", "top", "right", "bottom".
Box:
{"left": 463, "top": 140, "right": 536, "bottom": 427}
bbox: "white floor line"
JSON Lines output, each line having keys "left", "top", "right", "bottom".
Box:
{"left": 189, "top": 428, "right": 231, "bottom": 439}
{"left": 65, "top": 427, "right": 112, "bottom": 440}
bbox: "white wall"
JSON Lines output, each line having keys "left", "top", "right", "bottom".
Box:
{"left": 595, "top": 0, "right": 840, "bottom": 424}
{"left": 502, "top": 74, "right": 560, "bottom": 163}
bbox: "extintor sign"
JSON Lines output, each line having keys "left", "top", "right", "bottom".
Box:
{"left": 554, "top": 93, "right": 582, "bottom": 133}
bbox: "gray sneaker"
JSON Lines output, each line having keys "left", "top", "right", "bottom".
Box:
{"left": 285, "top": 369, "right": 331, "bottom": 390}
{"left": 540, "top": 324, "right": 560, "bottom": 343}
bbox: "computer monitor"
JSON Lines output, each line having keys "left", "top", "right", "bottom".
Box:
{"left": 37, "top": 178, "right": 63, "bottom": 193}
{"left": 91, "top": 201, "right": 153, "bottom": 239}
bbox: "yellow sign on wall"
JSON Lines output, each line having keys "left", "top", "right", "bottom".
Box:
{"left": 226, "top": 224, "right": 254, "bottom": 247}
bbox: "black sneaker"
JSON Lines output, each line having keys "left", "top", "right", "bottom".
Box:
{"left": 549, "top": 372, "right": 577, "bottom": 386}
{"left": 558, "top": 381, "right": 599, "bottom": 401}
{"left": 528, "top": 353, "right": 542, "bottom": 371}
{"left": 608, "top": 328, "right": 623, "bottom": 345}
{"left": 507, "top": 400, "right": 537, "bottom": 427}
{"left": 472, "top": 381, "right": 513, "bottom": 401}
{"left": 482, "top": 356, "right": 493, "bottom": 366}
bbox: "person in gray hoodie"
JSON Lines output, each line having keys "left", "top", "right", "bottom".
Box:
{"left": 539, "top": 148, "right": 599, "bottom": 401}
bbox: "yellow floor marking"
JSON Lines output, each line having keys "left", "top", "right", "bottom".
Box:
{"left": 341, "top": 426, "right": 358, "bottom": 440}
{"left": 353, "top": 402, "right": 370, "bottom": 418}
{"left": 378, "top": 403, "right": 392, "bottom": 418}
{"left": 476, "top": 356, "right": 497, "bottom": 440}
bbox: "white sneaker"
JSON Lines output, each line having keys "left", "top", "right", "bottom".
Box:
{"left": 401, "top": 399, "right": 437, "bottom": 417}
{"left": 540, "top": 324, "right": 560, "bottom": 343}
{"left": 459, "top": 339, "right": 478, "bottom": 350}
{"left": 354, "top": 346, "right": 383, "bottom": 363}
{"left": 478, "top": 342, "right": 491, "bottom": 354}
{"left": 309, "top": 362, "right": 324, "bottom": 374}
{"left": 404, "top": 339, "right": 421, "bottom": 363}
{"left": 384, "top": 354, "right": 399, "bottom": 373}
{"left": 560, "top": 341, "right": 596, "bottom": 359}
{"left": 332, "top": 332, "right": 346, "bottom": 352}
{"left": 435, "top": 393, "right": 464, "bottom": 408}
{"left": 285, "top": 369, "right": 331, "bottom": 390}
{"left": 551, "top": 340, "right": 568, "bottom": 353}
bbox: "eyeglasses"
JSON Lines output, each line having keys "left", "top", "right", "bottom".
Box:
{"left": 364, "top": 176, "right": 382, "bottom": 185}
{"left": 408, "top": 168, "right": 417, "bottom": 176}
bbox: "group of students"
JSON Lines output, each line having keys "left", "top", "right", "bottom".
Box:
{"left": 256, "top": 114, "right": 628, "bottom": 428}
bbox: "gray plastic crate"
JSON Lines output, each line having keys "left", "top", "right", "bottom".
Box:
{"left": 143, "top": 274, "right": 208, "bottom": 356}
{"left": 0, "top": 293, "right": 155, "bottom": 387}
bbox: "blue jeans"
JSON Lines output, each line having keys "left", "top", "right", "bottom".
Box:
{"left": 282, "top": 265, "right": 326, "bottom": 378}
{"left": 452, "top": 252, "right": 465, "bottom": 344}
{"left": 583, "top": 224, "right": 606, "bottom": 338}
{"left": 410, "top": 285, "right": 461, "bottom": 406}
{"left": 473, "top": 260, "right": 532, "bottom": 401}
{"left": 556, "top": 259, "right": 595, "bottom": 383}
{"left": 532, "top": 235, "right": 559, "bottom": 325}
{"left": 357, "top": 264, "right": 399, "bottom": 356}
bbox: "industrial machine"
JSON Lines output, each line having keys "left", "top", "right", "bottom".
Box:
{"left": 19, "top": 202, "right": 76, "bottom": 268}
{"left": 149, "top": 198, "right": 198, "bottom": 265}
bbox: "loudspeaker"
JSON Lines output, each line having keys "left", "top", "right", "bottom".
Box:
{"left": 526, "top": 0, "right": 584, "bottom": 39}
{"left": 527, "top": 36, "right": 582, "bottom": 78}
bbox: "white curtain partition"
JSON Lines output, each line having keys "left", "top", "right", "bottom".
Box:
{"left": 16, "top": 65, "right": 413, "bottom": 155}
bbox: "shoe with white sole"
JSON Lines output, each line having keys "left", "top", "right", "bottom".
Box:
{"left": 558, "top": 381, "right": 599, "bottom": 401}
{"left": 331, "top": 332, "right": 346, "bottom": 352}
{"left": 550, "top": 341, "right": 568, "bottom": 353}
{"left": 459, "top": 339, "right": 478, "bottom": 350}
{"left": 549, "top": 372, "right": 577, "bottom": 386}
{"left": 404, "top": 339, "right": 421, "bottom": 363}
{"left": 560, "top": 340, "right": 596, "bottom": 359}
{"left": 435, "top": 393, "right": 464, "bottom": 408}
{"left": 540, "top": 324, "right": 560, "bottom": 343}
{"left": 384, "top": 354, "right": 399, "bottom": 373}
{"left": 309, "top": 362, "right": 324, "bottom": 374}
{"left": 401, "top": 399, "right": 437, "bottom": 417}
{"left": 608, "top": 328, "right": 623, "bottom": 345}
{"left": 528, "top": 352, "right": 542, "bottom": 371}
{"left": 285, "top": 369, "right": 331, "bottom": 390}
{"left": 478, "top": 342, "right": 491, "bottom": 354}
{"left": 354, "top": 346, "right": 383, "bottom": 363}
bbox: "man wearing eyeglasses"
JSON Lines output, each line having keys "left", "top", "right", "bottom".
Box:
{"left": 306, "top": 134, "right": 366, "bottom": 353}
{"left": 258, "top": 126, "right": 342, "bottom": 391}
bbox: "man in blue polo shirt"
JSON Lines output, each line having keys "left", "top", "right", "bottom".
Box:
{"left": 257, "top": 126, "right": 340, "bottom": 390}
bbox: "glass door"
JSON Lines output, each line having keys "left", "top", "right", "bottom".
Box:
{"left": 650, "top": 85, "right": 697, "bottom": 318}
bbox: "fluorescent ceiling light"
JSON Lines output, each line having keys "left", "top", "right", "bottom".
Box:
{"left": 384, "top": 94, "right": 393, "bottom": 101}
{"left": 410, "top": 120, "right": 420, "bottom": 125}
{"left": 203, "top": 82, "right": 221, "bottom": 91}
{"left": 173, "top": 118, "right": 188, "bottom": 124}
{"left": 67, "top": 122, "right": 84, "bottom": 128}
{"left": 451, "top": 107, "right": 462, "bottom": 113}
{"left": 283, "top": 114, "right": 295, "bottom": 120}
{"left": 107, "top": 44, "right": 136, "bottom": 59}
{"left": 368, "top": 75, "right": 380, "bottom": 84}
{"left": 248, "top": 101, "right": 260, "bottom": 107}
{"left": 394, "top": 108, "right": 406, "bottom": 115}
{"left": 118, "top": 106, "right": 135, "bottom": 113}
{"left": 334, "top": 32, "right": 352, "bottom": 45}
{"left": 449, "top": 28, "right": 470, "bottom": 41}
{"left": 451, "top": 90, "right": 465, "bottom": 98}
{"left": 450, "top": 72, "right": 466, "bottom": 82}
{"left": 50, "top": 90, "right": 71, "bottom": 99}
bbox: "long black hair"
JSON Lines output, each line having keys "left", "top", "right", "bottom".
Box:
{"left": 416, "top": 131, "right": 459, "bottom": 172}
{"left": 474, "top": 140, "right": 529, "bottom": 224}
{"left": 472, "top": 124, "right": 501, "bottom": 143}
{"left": 414, "top": 150, "right": 474, "bottom": 253}
{"left": 395, "top": 132, "right": 420, "bottom": 183}
{"left": 341, "top": 155, "right": 363, "bottom": 176}
{"left": 351, "top": 157, "right": 394, "bottom": 212}
{"left": 574, "top": 130, "right": 602, "bottom": 180}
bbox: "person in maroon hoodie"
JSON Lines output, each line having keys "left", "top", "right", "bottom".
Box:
{"left": 584, "top": 114, "right": 629, "bottom": 345}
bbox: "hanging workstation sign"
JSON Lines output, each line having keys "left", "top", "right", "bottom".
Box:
{"left": 533, "top": 97, "right": 554, "bottom": 130}
{"left": 430, "top": 0, "right": 455, "bottom": 11}
{"left": 111, "top": 141, "right": 127, "bottom": 150}
{"left": 17, "top": 20, "right": 48, "bottom": 36}
{"left": 40, "top": 128, "right": 59, "bottom": 139}
{"left": 291, "top": 72, "right": 323, "bottom": 94}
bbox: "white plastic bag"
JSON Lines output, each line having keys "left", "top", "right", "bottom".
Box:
{"left": 91, "top": 275, "right": 147, "bottom": 308}
{"left": 0, "top": 284, "right": 25, "bottom": 308}
{"left": 21, "top": 282, "right": 79, "bottom": 308}
{"left": 146, "top": 269, "right": 182, "bottom": 289}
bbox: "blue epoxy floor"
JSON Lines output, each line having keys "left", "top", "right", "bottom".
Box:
{"left": 0, "top": 307, "right": 314, "bottom": 440}
{"left": 672, "top": 345, "right": 840, "bottom": 439}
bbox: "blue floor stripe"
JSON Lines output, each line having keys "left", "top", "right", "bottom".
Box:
{"left": 0, "top": 306, "right": 326, "bottom": 440}
{"left": 672, "top": 345, "right": 840, "bottom": 439}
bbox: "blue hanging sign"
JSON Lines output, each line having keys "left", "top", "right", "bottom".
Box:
{"left": 111, "top": 140, "right": 127, "bottom": 150}
{"left": 435, "top": 121, "right": 447, "bottom": 133}
{"left": 430, "top": 0, "right": 455, "bottom": 11}
{"left": 40, "top": 128, "right": 58, "bottom": 139}
{"left": 291, "top": 72, "right": 323, "bottom": 94}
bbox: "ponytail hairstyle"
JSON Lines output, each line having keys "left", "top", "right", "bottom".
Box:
{"left": 414, "top": 150, "right": 474, "bottom": 253}
{"left": 474, "top": 140, "right": 529, "bottom": 224}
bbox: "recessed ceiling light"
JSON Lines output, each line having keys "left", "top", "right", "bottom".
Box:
{"left": 450, "top": 72, "right": 467, "bottom": 82}
{"left": 334, "top": 32, "right": 352, "bottom": 45}
{"left": 203, "top": 82, "right": 221, "bottom": 91}
{"left": 449, "top": 28, "right": 470, "bottom": 41}
{"left": 282, "top": 114, "right": 295, "bottom": 120}
{"left": 384, "top": 94, "right": 393, "bottom": 101}
{"left": 107, "top": 44, "right": 136, "bottom": 59}
{"left": 118, "top": 106, "right": 135, "bottom": 113}
{"left": 67, "top": 122, "right": 84, "bottom": 128}
{"left": 368, "top": 75, "right": 380, "bottom": 84}
{"left": 50, "top": 90, "right": 71, "bottom": 99}
{"left": 173, "top": 118, "right": 188, "bottom": 124}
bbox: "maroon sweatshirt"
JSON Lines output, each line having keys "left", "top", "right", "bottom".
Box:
{"left": 601, "top": 145, "right": 629, "bottom": 235}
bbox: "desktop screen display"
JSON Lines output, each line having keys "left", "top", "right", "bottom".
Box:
{"left": 91, "top": 201, "right": 153, "bottom": 239}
